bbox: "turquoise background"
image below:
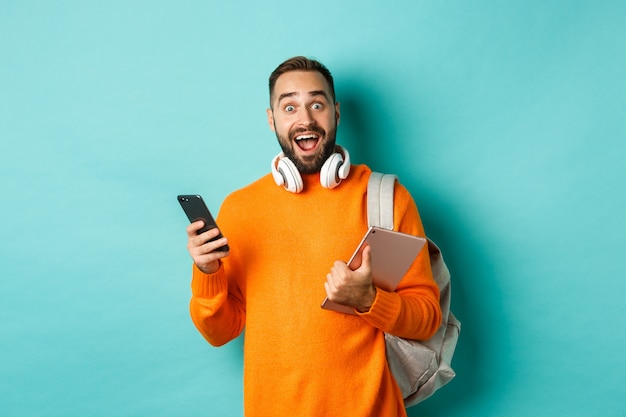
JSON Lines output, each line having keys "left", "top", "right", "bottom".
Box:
{"left": 2, "top": 1, "right": 625, "bottom": 416}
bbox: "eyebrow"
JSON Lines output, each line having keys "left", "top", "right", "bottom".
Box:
{"left": 277, "top": 90, "right": 330, "bottom": 104}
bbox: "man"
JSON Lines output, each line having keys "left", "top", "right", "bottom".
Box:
{"left": 186, "top": 56, "right": 441, "bottom": 417}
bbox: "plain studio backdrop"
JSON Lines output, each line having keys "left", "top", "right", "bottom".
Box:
{"left": 1, "top": 1, "right": 624, "bottom": 416}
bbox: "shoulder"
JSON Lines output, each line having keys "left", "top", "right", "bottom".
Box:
{"left": 365, "top": 168, "right": 415, "bottom": 203}
{"left": 367, "top": 169, "right": 422, "bottom": 233}
{"left": 219, "top": 174, "right": 276, "bottom": 215}
{"left": 393, "top": 178, "right": 416, "bottom": 205}
{"left": 225, "top": 174, "right": 275, "bottom": 199}
{"left": 392, "top": 178, "right": 423, "bottom": 236}
{"left": 345, "top": 164, "right": 372, "bottom": 187}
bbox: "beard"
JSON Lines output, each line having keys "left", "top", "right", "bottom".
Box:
{"left": 275, "top": 124, "right": 338, "bottom": 175}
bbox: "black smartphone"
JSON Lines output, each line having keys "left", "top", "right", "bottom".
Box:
{"left": 177, "top": 194, "right": 230, "bottom": 252}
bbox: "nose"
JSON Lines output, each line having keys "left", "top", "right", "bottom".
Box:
{"left": 297, "top": 107, "right": 316, "bottom": 127}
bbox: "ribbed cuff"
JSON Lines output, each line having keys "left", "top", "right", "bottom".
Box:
{"left": 190, "top": 262, "right": 228, "bottom": 296}
{"left": 357, "top": 288, "right": 401, "bottom": 331}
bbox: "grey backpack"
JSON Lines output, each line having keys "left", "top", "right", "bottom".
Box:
{"left": 368, "top": 172, "right": 461, "bottom": 407}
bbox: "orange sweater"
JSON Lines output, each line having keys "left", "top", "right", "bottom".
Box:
{"left": 190, "top": 164, "right": 441, "bottom": 417}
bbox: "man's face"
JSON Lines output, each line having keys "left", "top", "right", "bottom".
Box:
{"left": 267, "top": 70, "right": 340, "bottom": 175}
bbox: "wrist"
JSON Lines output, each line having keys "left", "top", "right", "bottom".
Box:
{"left": 355, "top": 286, "right": 377, "bottom": 313}
{"left": 197, "top": 259, "right": 221, "bottom": 275}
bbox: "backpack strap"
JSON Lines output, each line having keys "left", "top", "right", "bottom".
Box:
{"left": 367, "top": 172, "right": 397, "bottom": 230}
{"left": 367, "top": 170, "right": 460, "bottom": 407}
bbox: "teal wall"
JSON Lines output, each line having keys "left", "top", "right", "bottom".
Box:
{"left": 2, "top": 1, "right": 625, "bottom": 416}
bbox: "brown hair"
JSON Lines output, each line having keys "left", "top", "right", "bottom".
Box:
{"left": 268, "top": 56, "right": 336, "bottom": 107}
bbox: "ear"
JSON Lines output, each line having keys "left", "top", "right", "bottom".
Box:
{"left": 266, "top": 108, "right": 276, "bottom": 132}
{"left": 335, "top": 102, "right": 341, "bottom": 125}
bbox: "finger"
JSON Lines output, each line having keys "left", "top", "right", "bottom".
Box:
{"left": 332, "top": 261, "right": 352, "bottom": 282}
{"left": 188, "top": 230, "right": 226, "bottom": 257}
{"left": 186, "top": 220, "right": 205, "bottom": 236}
{"left": 324, "top": 280, "right": 338, "bottom": 299}
{"left": 202, "top": 236, "right": 229, "bottom": 253}
{"left": 324, "top": 281, "right": 331, "bottom": 298}
{"left": 326, "top": 271, "right": 336, "bottom": 286}
{"left": 197, "top": 227, "right": 222, "bottom": 243}
{"left": 189, "top": 227, "right": 221, "bottom": 249}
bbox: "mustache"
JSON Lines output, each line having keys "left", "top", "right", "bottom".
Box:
{"left": 288, "top": 125, "right": 326, "bottom": 141}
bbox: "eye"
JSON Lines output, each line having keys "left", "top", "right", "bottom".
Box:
{"left": 285, "top": 105, "right": 295, "bottom": 112}
{"left": 311, "top": 103, "right": 323, "bottom": 110}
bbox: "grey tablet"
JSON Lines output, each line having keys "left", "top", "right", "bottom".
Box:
{"left": 321, "top": 227, "right": 427, "bottom": 315}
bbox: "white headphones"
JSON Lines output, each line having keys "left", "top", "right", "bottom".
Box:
{"left": 271, "top": 145, "right": 351, "bottom": 193}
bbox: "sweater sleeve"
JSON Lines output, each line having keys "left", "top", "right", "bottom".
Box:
{"left": 357, "top": 182, "right": 442, "bottom": 341}
{"left": 189, "top": 262, "right": 246, "bottom": 347}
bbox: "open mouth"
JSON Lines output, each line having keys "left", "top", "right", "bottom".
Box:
{"left": 295, "top": 133, "right": 320, "bottom": 151}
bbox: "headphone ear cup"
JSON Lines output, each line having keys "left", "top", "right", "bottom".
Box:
{"left": 320, "top": 146, "right": 351, "bottom": 189}
{"left": 336, "top": 145, "right": 350, "bottom": 180}
{"left": 320, "top": 152, "right": 344, "bottom": 189}
{"left": 274, "top": 156, "right": 303, "bottom": 193}
{"left": 271, "top": 153, "right": 285, "bottom": 186}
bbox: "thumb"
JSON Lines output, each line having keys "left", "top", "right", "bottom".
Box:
{"left": 358, "top": 244, "right": 372, "bottom": 273}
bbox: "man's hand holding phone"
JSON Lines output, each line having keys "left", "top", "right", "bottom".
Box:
{"left": 186, "top": 220, "right": 229, "bottom": 274}
{"left": 178, "top": 194, "right": 230, "bottom": 274}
